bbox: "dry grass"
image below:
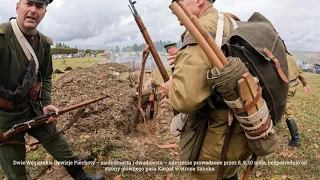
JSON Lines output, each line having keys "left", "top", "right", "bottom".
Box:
{"left": 151, "top": 70, "right": 320, "bottom": 180}
{"left": 248, "top": 72, "right": 320, "bottom": 179}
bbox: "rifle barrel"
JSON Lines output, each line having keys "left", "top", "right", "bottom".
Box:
{"left": 60, "top": 96, "right": 106, "bottom": 114}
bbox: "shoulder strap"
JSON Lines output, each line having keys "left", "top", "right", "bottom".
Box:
{"left": 216, "top": 12, "right": 240, "bottom": 47}
{"left": 0, "top": 24, "right": 5, "bottom": 60}
{"left": 227, "top": 16, "right": 239, "bottom": 30}
{"left": 215, "top": 12, "right": 225, "bottom": 47}
{"left": 10, "top": 19, "right": 39, "bottom": 74}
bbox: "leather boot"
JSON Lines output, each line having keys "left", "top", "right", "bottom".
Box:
{"left": 64, "top": 165, "right": 105, "bottom": 180}
{"left": 286, "top": 119, "right": 300, "bottom": 146}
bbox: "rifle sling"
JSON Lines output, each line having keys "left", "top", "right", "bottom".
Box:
{"left": 0, "top": 108, "right": 85, "bottom": 146}
{"left": 137, "top": 47, "right": 178, "bottom": 149}
{"left": 242, "top": 154, "right": 257, "bottom": 180}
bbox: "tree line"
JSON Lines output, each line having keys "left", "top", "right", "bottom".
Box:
{"left": 117, "top": 40, "right": 176, "bottom": 53}
{"left": 51, "top": 40, "right": 178, "bottom": 55}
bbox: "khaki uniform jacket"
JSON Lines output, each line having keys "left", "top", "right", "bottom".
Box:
{"left": 287, "top": 53, "right": 307, "bottom": 87}
{"left": 169, "top": 8, "right": 231, "bottom": 113}
{"left": 0, "top": 22, "right": 53, "bottom": 128}
{"left": 169, "top": 8, "right": 251, "bottom": 179}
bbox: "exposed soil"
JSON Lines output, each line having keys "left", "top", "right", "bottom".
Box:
{"left": 32, "top": 62, "right": 183, "bottom": 180}
{"left": 2, "top": 62, "right": 319, "bottom": 180}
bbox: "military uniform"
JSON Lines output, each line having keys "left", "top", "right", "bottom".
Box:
{"left": 285, "top": 54, "right": 307, "bottom": 119}
{"left": 0, "top": 21, "right": 74, "bottom": 180}
{"left": 141, "top": 79, "right": 160, "bottom": 103}
{"left": 140, "top": 71, "right": 160, "bottom": 119}
{"left": 0, "top": 11, "right": 104, "bottom": 180}
{"left": 164, "top": 43, "right": 178, "bottom": 52}
{"left": 284, "top": 53, "right": 308, "bottom": 146}
{"left": 169, "top": 7, "right": 251, "bottom": 180}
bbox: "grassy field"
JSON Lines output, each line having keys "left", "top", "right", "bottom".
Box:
{"left": 255, "top": 72, "right": 320, "bottom": 179}
{"left": 51, "top": 56, "right": 106, "bottom": 80}
{"left": 52, "top": 56, "right": 105, "bottom": 71}
{"left": 0, "top": 56, "right": 319, "bottom": 179}
{"left": 151, "top": 71, "right": 320, "bottom": 179}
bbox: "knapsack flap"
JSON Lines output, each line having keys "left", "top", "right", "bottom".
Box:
{"left": 222, "top": 12, "right": 289, "bottom": 125}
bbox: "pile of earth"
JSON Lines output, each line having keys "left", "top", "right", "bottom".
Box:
{"left": 51, "top": 62, "right": 139, "bottom": 158}
{"left": 28, "top": 62, "right": 183, "bottom": 180}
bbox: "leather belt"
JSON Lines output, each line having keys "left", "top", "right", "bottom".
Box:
{"left": 0, "top": 93, "right": 35, "bottom": 110}
{"left": 0, "top": 96, "right": 32, "bottom": 110}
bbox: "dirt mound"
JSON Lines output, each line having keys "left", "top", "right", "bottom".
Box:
{"left": 53, "top": 69, "right": 64, "bottom": 74}
{"left": 32, "top": 62, "right": 184, "bottom": 179}
{"left": 51, "top": 62, "right": 139, "bottom": 158}
{"left": 64, "top": 66, "right": 73, "bottom": 71}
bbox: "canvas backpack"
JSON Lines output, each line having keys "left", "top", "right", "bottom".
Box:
{"left": 213, "top": 12, "right": 289, "bottom": 156}
{"left": 219, "top": 12, "right": 289, "bottom": 126}
{"left": 142, "top": 78, "right": 154, "bottom": 95}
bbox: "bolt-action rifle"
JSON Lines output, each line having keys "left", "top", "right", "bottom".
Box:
{"left": 0, "top": 96, "right": 107, "bottom": 144}
{"left": 128, "top": 0, "right": 169, "bottom": 82}
{"left": 129, "top": 0, "right": 179, "bottom": 115}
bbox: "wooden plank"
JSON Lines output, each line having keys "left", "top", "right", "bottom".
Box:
{"left": 237, "top": 72, "right": 262, "bottom": 129}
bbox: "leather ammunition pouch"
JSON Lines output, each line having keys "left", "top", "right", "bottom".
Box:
{"left": 0, "top": 82, "right": 42, "bottom": 110}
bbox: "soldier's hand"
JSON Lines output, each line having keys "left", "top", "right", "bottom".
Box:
{"left": 167, "top": 55, "right": 176, "bottom": 66}
{"left": 304, "top": 86, "right": 311, "bottom": 95}
{"left": 42, "top": 105, "right": 59, "bottom": 123}
{"left": 160, "top": 77, "right": 172, "bottom": 97}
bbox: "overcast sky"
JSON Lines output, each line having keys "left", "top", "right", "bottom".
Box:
{"left": 1, "top": 0, "right": 319, "bottom": 52}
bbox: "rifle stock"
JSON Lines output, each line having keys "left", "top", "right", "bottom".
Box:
{"left": 129, "top": 0, "right": 169, "bottom": 82}
{"left": 129, "top": 0, "right": 180, "bottom": 115}
{"left": 0, "top": 96, "right": 107, "bottom": 144}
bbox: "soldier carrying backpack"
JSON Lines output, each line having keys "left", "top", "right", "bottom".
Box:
{"left": 162, "top": 0, "right": 289, "bottom": 179}
{"left": 138, "top": 70, "right": 161, "bottom": 120}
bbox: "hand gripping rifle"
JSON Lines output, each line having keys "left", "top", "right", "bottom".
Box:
{"left": 0, "top": 96, "right": 107, "bottom": 144}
